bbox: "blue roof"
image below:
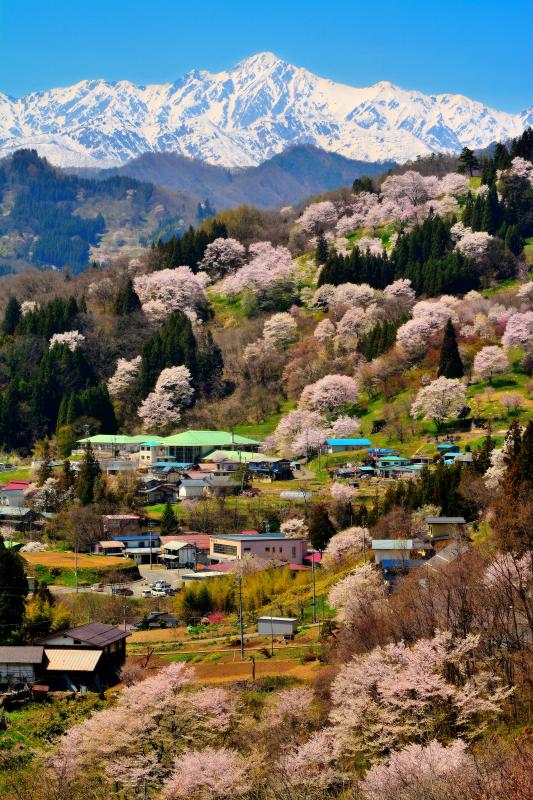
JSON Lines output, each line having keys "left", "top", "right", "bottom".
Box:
{"left": 369, "top": 448, "right": 399, "bottom": 455}
{"left": 437, "top": 443, "right": 459, "bottom": 451}
{"left": 153, "top": 461, "right": 193, "bottom": 468}
{"left": 326, "top": 438, "right": 372, "bottom": 446}
{"left": 358, "top": 466, "right": 375, "bottom": 472}
{"left": 112, "top": 534, "right": 160, "bottom": 542}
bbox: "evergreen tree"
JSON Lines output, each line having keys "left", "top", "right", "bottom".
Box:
{"left": 2, "top": 297, "right": 22, "bottom": 335}
{"left": 458, "top": 146, "right": 480, "bottom": 176}
{"left": 472, "top": 435, "right": 494, "bottom": 475}
{"left": 76, "top": 443, "right": 101, "bottom": 505}
{"left": 160, "top": 501, "right": 179, "bottom": 536}
{"left": 196, "top": 330, "right": 224, "bottom": 397}
{"left": 58, "top": 459, "right": 76, "bottom": 491}
{"left": 481, "top": 184, "right": 501, "bottom": 234}
{"left": 308, "top": 504, "right": 336, "bottom": 552}
{"left": 352, "top": 175, "right": 375, "bottom": 194}
{"left": 438, "top": 319, "right": 464, "bottom": 379}
{"left": 37, "top": 440, "right": 53, "bottom": 485}
{"left": 493, "top": 142, "right": 512, "bottom": 170}
{"left": 315, "top": 234, "right": 329, "bottom": 265}
{"left": 113, "top": 279, "right": 141, "bottom": 315}
{"left": 0, "top": 536, "right": 28, "bottom": 643}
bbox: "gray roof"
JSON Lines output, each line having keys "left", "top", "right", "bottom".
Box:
{"left": 426, "top": 517, "right": 466, "bottom": 524}
{"left": 0, "top": 507, "right": 33, "bottom": 517}
{"left": 426, "top": 542, "right": 470, "bottom": 570}
{"left": 0, "top": 646, "right": 44, "bottom": 663}
{"left": 372, "top": 539, "right": 425, "bottom": 550}
{"left": 180, "top": 479, "right": 208, "bottom": 487}
{"left": 41, "top": 622, "right": 129, "bottom": 647}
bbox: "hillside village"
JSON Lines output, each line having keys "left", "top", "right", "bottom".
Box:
{"left": 0, "top": 127, "right": 532, "bottom": 799}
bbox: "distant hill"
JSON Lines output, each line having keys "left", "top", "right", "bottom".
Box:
{"left": 0, "top": 150, "right": 201, "bottom": 272}
{"left": 73, "top": 145, "right": 395, "bottom": 209}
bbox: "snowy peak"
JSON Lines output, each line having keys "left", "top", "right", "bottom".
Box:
{"left": 0, "top": 53, "right": 528, "bottom": 168}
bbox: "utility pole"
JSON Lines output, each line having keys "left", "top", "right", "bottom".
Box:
{"left": 237, "top": 574, "right": 244, "bottom": 661}
{"left": 74, "top": 538, "right": 79, "bottom": 593}
{"left": 123, "top": 605, "right": 127, "bottom": 632}
{"left": 311, "top": 551, "right": 317, "bottom": 624}
{"left": 270, "top": 608, "right": 274, "bottom": 656}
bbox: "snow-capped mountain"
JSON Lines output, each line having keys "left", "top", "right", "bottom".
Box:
{"left": 0, "top": 52, "right": 530, "bottom": 168}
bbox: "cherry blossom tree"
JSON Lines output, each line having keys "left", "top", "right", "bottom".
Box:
{"left": 280, "top": 517, "right": 309, "bottom": 538}
{"left": 314, "top": 317, "right": 337, "bottom": 342}
{"left": 299, "top": 374, "right": 359, "bottom": 414}
{"left": 298, "top": 201, "right": 338, "bottom": 234}
{"left": 291, "top": 425, "right": 330, "bottom": 458}
{"left": 49, "top": 330, "right": 85, "bottom": 351}
{"left": 323, "top": 527, "right": 367, "bottom": 567}
{"left": 455, "top": 230, "right": 495, "bottom": 262}
{"left": 438, "top": 173, "right": 470, "bottom": 197}
{"left": 21, "top": 300, "right": 38, "bottom": 315}
{"left": 381, "top": 171, "right": 440, "bottom": 207}
{"left": 333, "top": 282, "right": 377, "bottom": 309}
{"left": 198, "top": 237, "right": 246, "bottom": 279}
{"left": 264, "top": 686, "right": 315, "bottom": 728}
{"left": 277, "top": 729, "right": 341, "bottom": 795}
{"left": 262, "top": 312, "right": 298, "bottom": 349}
{"left": 268, "top": 408, "right": 329, "bottom": 457}
{"left": 328, "top": 563, "right": 387, "bottom": 626}
{"left": 383, "top": 279, "right": 416, "bottom": 316}
{"left": 134, "top": 267, "right": 206, "bottom": 320}
{"left": 502, "top": 311, "right": 533, "bottom": 349}
{"left": 219, "top": 242, "right": 294, "bottom": 297}
{"left": 329, "top": 631, "right": 510, "bottom": 759}
{"left": 412, "top": 299, "right": 451, "bottom": 327}
{"left": 331, "top": 414, "right": 361, "bottom": 437}
{"left": 396, "top": 317, "right": 439, "bottom": 358}
{"left": 162, "top": 748, "right": 250, "bottom": 799}
{"left": 509, "top": 156, "right": 533, "bottom": 185}
{"left": 357, "top": 237, "right": 384, "bottom": 255}
{"left": 330, "top": 482, "right": 356, "bottom": 503}
{"left": 108, "top": 356, "right": 142, "bottom": 399}
{"left": 411, "top": 377, "right": 466, "bottom": 431}
{"left": 138, "top": 366, "right": 194, "bottom": 431}
{"left": 311, "top": 284, "right": 336, "bottom": 310}
{"left": 362, "top": 739, "right": 474, "bottom": 800}
{"left": 472, "top": 346, "right": 510, "bottom": 384}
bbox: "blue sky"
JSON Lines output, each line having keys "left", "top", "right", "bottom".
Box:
{"left": 2, "top": 0, "right": 532, "bottom": 111}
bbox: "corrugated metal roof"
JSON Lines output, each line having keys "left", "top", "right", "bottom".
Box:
{"left": 45, "top": 648, "right": 102, "bottom": 672}
{"left": 326, "top": 438, "right": 372, "bottom": 446}
{"left": 426, "top": 517, "right": 466, "bottom": 524}
{"left": 372, "top": 539, "right": 424, "bottom": 550}
{"left": 0, "top": 646, "right": 43, "bottom": 664}
{"left": 161, "top": 430, "right": 260, "bottom": 446}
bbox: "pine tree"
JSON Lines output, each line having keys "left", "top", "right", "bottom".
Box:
{"left": 481, "top": 184, "right": 501, "bottom": 234}
{"left": 308, "top": 504, "right": 336, "bottom": 552}
{"left": 58, "top": 459, "right": 76, "bottom": 491}
{"left": 76, "top": 443, "right": 101, "bottom": 505}
{"left": 113, "top": 279, "right": 142, "bottom": 315}
{"left": 315, "top": 234, "right": 329, "bottom": 265}
{"left": 458, "top": 146, "right": 480, "bottom": 177}
{"left": 438, "top": 319, "right": 464, "bottom": 379}
{"left": 160, "top": 501, "right": 179, "bottom": 536}
{"left": 0, "top": 536, "right": 28, "bottom": 643}
{"left": 2, "top": 297, "right": 22, "bottom": 335}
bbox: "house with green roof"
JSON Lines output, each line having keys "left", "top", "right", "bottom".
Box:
{"left": 79, "top": 430, "right": 261, "bottom": 466}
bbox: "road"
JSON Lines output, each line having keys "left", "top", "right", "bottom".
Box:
{"left": 50, "top": 565, "right": 196, "bottom": 597}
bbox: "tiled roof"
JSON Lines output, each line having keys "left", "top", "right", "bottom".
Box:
{"left": 0, "top": 646, "right": 44, "bottom": 663}
{"left": 41, "top": 622, "right": 130, "bottom": 647}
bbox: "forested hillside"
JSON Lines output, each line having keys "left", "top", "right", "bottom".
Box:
{"left": 0, "top": 150, "right": 202, "bottom": 272}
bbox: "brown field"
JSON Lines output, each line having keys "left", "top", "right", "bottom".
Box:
{"left": 22, "top": 551, "right": 133, "bottom": 569}
{"left": 192, "top": 659, "right": 321, "bottom": 682}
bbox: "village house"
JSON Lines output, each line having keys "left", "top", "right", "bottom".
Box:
{"left": 326, "top": 437, "right": 372, "bottom": 453}
{"left": 93, "top": 540, "right": 125, "bottom": 556}
{"left": 0, "top": 646, "right": 44, "bottom": 687}
{"left": 425, "top": 516, "right": 467, "bottom": 549}
{"left": 159, "top": 539, "right": 197, "bottom": 569}
{"left": 136, "top": 430, "right": 261, "bottom": 466}
{"left": 371, "top": 538, "right": 428, "bottom": 568}
{"left": 111, "top": 533, "right": 161, "bottom": 564}
{"left": 102, "top": 514, "right": 142, "bottom": 536}
{"left": 209, "top": 533, "right": 308, "bottom": 564}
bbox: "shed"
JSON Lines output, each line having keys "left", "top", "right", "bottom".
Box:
{"left": 326, "top": 438, "right": 372, "bottom": 453}
{"left": 425, "top": 517, "right": 466, "bottom": 546}
{"left": 257, "top": 617, "right": 298, "bottom": 637}
{"left": 0, "top": 647, "right": 44, "bottom": 685}
{"left": 372, "top": 539, "right": 427, "bottom": 565}
{"left": 159, "top": 539, "right": 197, "bottom": 568}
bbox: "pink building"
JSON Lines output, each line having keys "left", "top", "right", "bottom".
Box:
{"left": 209, "top": 534, "right": 308, "bottom": 564}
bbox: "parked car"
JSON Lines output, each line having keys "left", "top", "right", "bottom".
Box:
{"left": 141, "top": 589, "right": 153, "bottom": 598}
{"left": 112, "top": 587, "right": 134, "bottom": 596}
{"left": 91, "top": 583, "right": 104, "bottom": 592}
{"left": 151, "top": 589, "right": 167, "bottom": 597}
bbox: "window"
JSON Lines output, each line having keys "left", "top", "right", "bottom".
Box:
{"left": 292, "top": 547, "right": 296, "bottom": 558}
{"left": 213, "top": 543, "right": 238, "bottom": 556}
{"left": 243, "top": 547, "right": 251, "bottom": 552}
{"left": 265, "top": 547, "right": 270, "bottom": 552}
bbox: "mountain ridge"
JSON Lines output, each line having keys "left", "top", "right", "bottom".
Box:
{"left": 1, "top": 51, "right": 530, "bottom": 168}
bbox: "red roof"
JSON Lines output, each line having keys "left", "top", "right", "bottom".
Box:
{"left": 304, "top": 552, "right": 322, "bottom": 563}
{"left": 206, "top": 562, "right": 238, "bottom": 573}
{"left": 2, "top": 482, "right": 30, "bottom": 491}
{"left": 160, "top": 533, "right": 211, "bottom": 550}
{"left": 240, "top": 530, "right": 259, "bottom": 535}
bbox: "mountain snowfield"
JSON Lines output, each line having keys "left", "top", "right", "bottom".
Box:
{"left": 0, "top": 52, "right": 530, "bottom": 168}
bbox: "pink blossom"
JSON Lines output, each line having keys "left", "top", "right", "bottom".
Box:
{"left": 331, "top": 414, "right": 361, "bottom": 437}
{"left": 262, "top": 312, "right": 298, "bottom": 348}
{"left": 291, "top": 425, "right": 330, "bottom": 457}
{"left": 333, "top": 282, "right": 377, "bottom": 309}
{"left": 323, "top": 527, "right": 367, "bottom": 567}
{"left": 269, "top": 408, "right": 329, "bottom": 457}
{"left": 49, "top": 330, "right": 85, "bottom": 351}
{"left": 330, "top": 482, "right": 356, "bottom": 502}
{"left": 509, "top": 156, "right": 533, "bottom": 185}
{"left": 108, "top": 355, "right": 142, "bottom": 399}
{"left": 138, "top": 365, "right": 194, "bottom": 431}
{"left": 314, "top": 317, "right": 337, "bottom": 342}
{"left": 381, "top": 171, "right": 440, "bottom": 207}
{"left": 162, "top": 748, "right": 250, "bottom": 799}
{"left": 396, "top": 317, "right": 439, "bottom": 358}
{"left": 516, "top": 281, "right": 533, "bottom": 307}
{"left": 198, "top": 237, "right": 246, "bottom": 279}
{"left": 502, "top": 311, "right": 533, "bottom": 349}
{"left": 265, "top": 686, "right": 314, "bottom": 726}
{"left": 280, "top": 517, "right": 309, "bottom": 538}
{"left": 438, "top": 173, "right": 470, "bottom": 197}
{"left": 299, "top": 374, "right": 359, "bottom": 414}
{"left": 472, "top": 346, "right": 509, "bottom": 382}
{"left": 134, "top": 267, "right": 206, "bottom": 320}
{"left": 298, "top": 201, "right": 338, "bottom": 234}
{"left": 219, "top": 241, "right": 294, "bottom": 297}
{"left": 362, "top": 739, "right": 473, "bottom": 800}
{"left": 328, "top": 563, "right": 387, "bottom": 626}
{"left": 383, "top": 279, "right": 416, "bottom": 315}
{"left": 278, "top": 729, "right": 341, "bottom": 791}
{"left": 411, "top": 377, "right": 466, "bottom": 428}
{"left": 455, "top": 230, "right": 495, "bottom": 262}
